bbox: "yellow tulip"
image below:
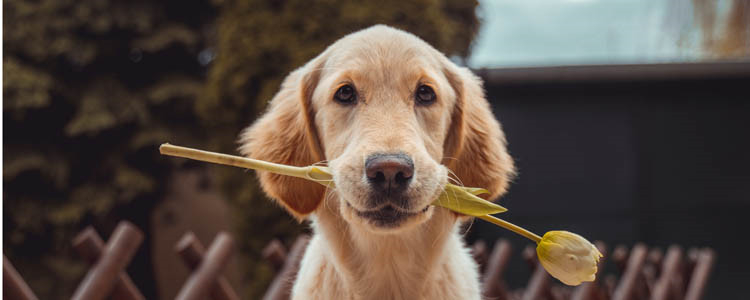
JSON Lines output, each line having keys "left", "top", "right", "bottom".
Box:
{"left": 457, "top": 215, "right": 603, "bottom": 286}
{"left": 159, "top": 143, "right": 602, "bottom": 286}
{"left": 536, "top": 231, "right": 603, "bottom": 286}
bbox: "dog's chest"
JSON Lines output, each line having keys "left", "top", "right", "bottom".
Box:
{"left": 292, "top": 232, "right": 481, "bottom": 300}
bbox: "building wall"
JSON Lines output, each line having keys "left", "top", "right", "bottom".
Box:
{"left": 471, "top": 65, "right": 750, "bottom": 298}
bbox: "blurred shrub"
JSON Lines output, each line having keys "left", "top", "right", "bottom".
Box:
{"left": 693, "top": 0, "right": 750, "bottom": 58}
{"left": 4, "top": 0, "right": 479, "bottom": 298}
{"left": 3, "top": 0, "right": 216, "bottom": 297}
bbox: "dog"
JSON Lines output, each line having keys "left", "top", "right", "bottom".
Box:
{"left": 240, "top": 25, "right": 514, "bottom": 300}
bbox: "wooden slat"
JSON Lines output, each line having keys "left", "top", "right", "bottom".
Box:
{"left": 612, "top": 244, "right": 647, "bottom": 300}
{"left": 262, "top": 239, "right": 288, "bottom": 271}
{"left": 262, "top": 235, "right": 310, "bottom": 300}
{"left": 3, "top": 256, "right": 39, "bottom": 300}
{"left": 683, "top": 249, "right": 715, "bottom": 300}
{"left": 640, "top": 248, "right": 663, "bottom": 296}
{"left": 571, "top": 242, "right": 608, "bottom": 300}
{"left": 72, "top": 227, "right": 145, "bottom": 300}
{"left": 522, "top": 245, "right": 551, "bottom": 300}
{"left": 481, "top": 239, "right": 512, "bottom": 300}
{"left": 175, "top": 232, "right": 240, "bottom": 300}
{"left": 175, "top": 232, "right": 235, "bottom": 300}
{"left": 612, "top": 245, "right": 629, "bottom": 273}
{"left": 71, "top": 221, "right": 143, "bottom": 300}
{"left": 651, "top": 246, "right": 683, "bottom": 300}
{"left": 471, "top": 240, "right": 489, "bottom": 272}
{"left": 603, "top": 274, "right": 618, "bottom": 300}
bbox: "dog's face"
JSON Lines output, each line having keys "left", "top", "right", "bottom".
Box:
{"left": 240, "top": 25, "right": 514, "bottom": 234}
{"left": 312, "top": 35, "right": 457, "bottom": 232}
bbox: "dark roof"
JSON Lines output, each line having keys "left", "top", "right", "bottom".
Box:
{"left": 474, "top": 60, "right": 750, "bottom": 85}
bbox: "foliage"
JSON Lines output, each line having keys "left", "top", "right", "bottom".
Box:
{"left": 3, "top": 0, "right": 479, "bottom": 298}
{"left": 692, "top": 0, "right": 750, "bottom": 58}
{"left": 3, "top": 0, "right": 215, "bottom": 297}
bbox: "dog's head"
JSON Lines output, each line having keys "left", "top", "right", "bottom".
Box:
{"left": 240, "top": 25, "right": 514, "bottom": 233}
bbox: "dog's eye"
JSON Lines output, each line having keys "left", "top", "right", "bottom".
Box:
{"left": 334, "top": 85, "right": 357, "bottom": 104}
{"left": 415, "top": 85, "right": 436, "bottom": 105}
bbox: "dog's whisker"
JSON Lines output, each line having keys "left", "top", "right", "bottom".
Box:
{"left": 323, "top": 185, "right": 338, "bottom": 214}
{"left": 312, "top": 160, "right": 330, "bottom": 167}
{"left": 461, "top": 217, "right": 476, "bottom": 236}
{"left": 323, "top": 189, "right": 332, "bottom": 211}
{"left": 445, "top": 168, "right": 465, "bottom": 188}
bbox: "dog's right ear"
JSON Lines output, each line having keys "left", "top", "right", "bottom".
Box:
{"left": 238, "top": 57, "right": 327, "bottom": 220}
{"left": 441, "top": 62, "right": 516, "bottom": 202}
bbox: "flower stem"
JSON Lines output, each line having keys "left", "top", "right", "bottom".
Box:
{"left": 159, "top": 143, "right": 310, "bottom": 179}
{"left": 161, "top": 143, "right": 543, "bottom": 243}
{"left": 477, "top": 214, "right": 542, "bottom": 243}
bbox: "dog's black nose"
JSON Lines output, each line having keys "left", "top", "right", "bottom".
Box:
{"left": 365, "top": 153, "right": 414, "bottom": 195}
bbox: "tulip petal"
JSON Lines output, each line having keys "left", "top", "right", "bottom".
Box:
{"left": 536, "top": 231, "right": 602, "bottom": 286}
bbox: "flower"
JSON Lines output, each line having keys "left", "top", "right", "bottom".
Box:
{"left": 536, "top": 231, "right": 603, "bottom": 286}
{"left": 159, "top": 143, "right": 604, "bottom": 287}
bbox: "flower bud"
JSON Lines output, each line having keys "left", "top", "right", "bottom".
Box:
{"left": 536, "top": 231, "right": 602, "bottom": 286}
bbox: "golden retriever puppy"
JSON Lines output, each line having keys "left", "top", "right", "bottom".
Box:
{"left": 240, "top": 25, "right": 514, "bottom": 300}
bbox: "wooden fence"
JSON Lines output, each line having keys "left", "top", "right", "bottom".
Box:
{"left": 3, "top": 221, "right": 715, "bottom": 300}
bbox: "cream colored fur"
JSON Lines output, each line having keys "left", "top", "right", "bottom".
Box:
{"left": 239, "top": 25, "right": 514, "bottom": 300}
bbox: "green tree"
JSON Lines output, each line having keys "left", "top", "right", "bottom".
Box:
{"left": 4, "top": 0, "right": 479, "bottom": 298}
{"left": 4, "top": 0, "right": 216, "bottom": 298}
{"left": 692, "top": 0, "right": 750, "bottom": 58}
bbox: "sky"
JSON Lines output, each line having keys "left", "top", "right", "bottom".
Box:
{"left": 468, "top": 0, "right": 711, "bottom": 68}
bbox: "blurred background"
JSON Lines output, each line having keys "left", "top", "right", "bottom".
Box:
{"left": 3, "top": 0, "right": 748, "bottom": 299}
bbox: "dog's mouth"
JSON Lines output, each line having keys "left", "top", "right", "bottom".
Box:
{"left": 346, "top": 202, "right": 430, "bottom": 228}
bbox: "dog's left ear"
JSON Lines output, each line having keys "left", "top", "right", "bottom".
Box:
{"left": 442, "top": 63, "right": 515, "bottom": 201}
{"left": 238, "top": 56, "right": 327, "bottom": 220}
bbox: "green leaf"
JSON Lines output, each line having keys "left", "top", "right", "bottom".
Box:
{"left": 432, "top": 184, "right": 507, "bottom": 216}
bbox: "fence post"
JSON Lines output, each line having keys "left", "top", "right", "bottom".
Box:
{"left": 481, "top": 239, "right": 512, "bottom": 300}
{"left": 522, "top": 245, "right": 551, "bottom": 300}
{"left": 262, "top": 240, "right": 288, "bottom": 271}
{"left": 612, "top": 244, "right": 648, "bottom": 300}
{"left": 70, "top": 221, "right": 144, "bottom": 300}
{"left": 175, "top": 232, "right": 234, "bottom": 300}
{"left": 262, "top": 235, "right": 310, "bottom": 300}
{"left": 651, "top": 246, "right": 684, "bottom": 300}
{"left": 72, "top": 227, "right": 145, "bottom": 300}
{"left": 684, "top": 249, "right": 715, "bottom": 300}
{"left": 3, "top": 256, "right": 39, "bottom": 300}
{"left": 175, "top": 232, "right": 240, "bottom": 300}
